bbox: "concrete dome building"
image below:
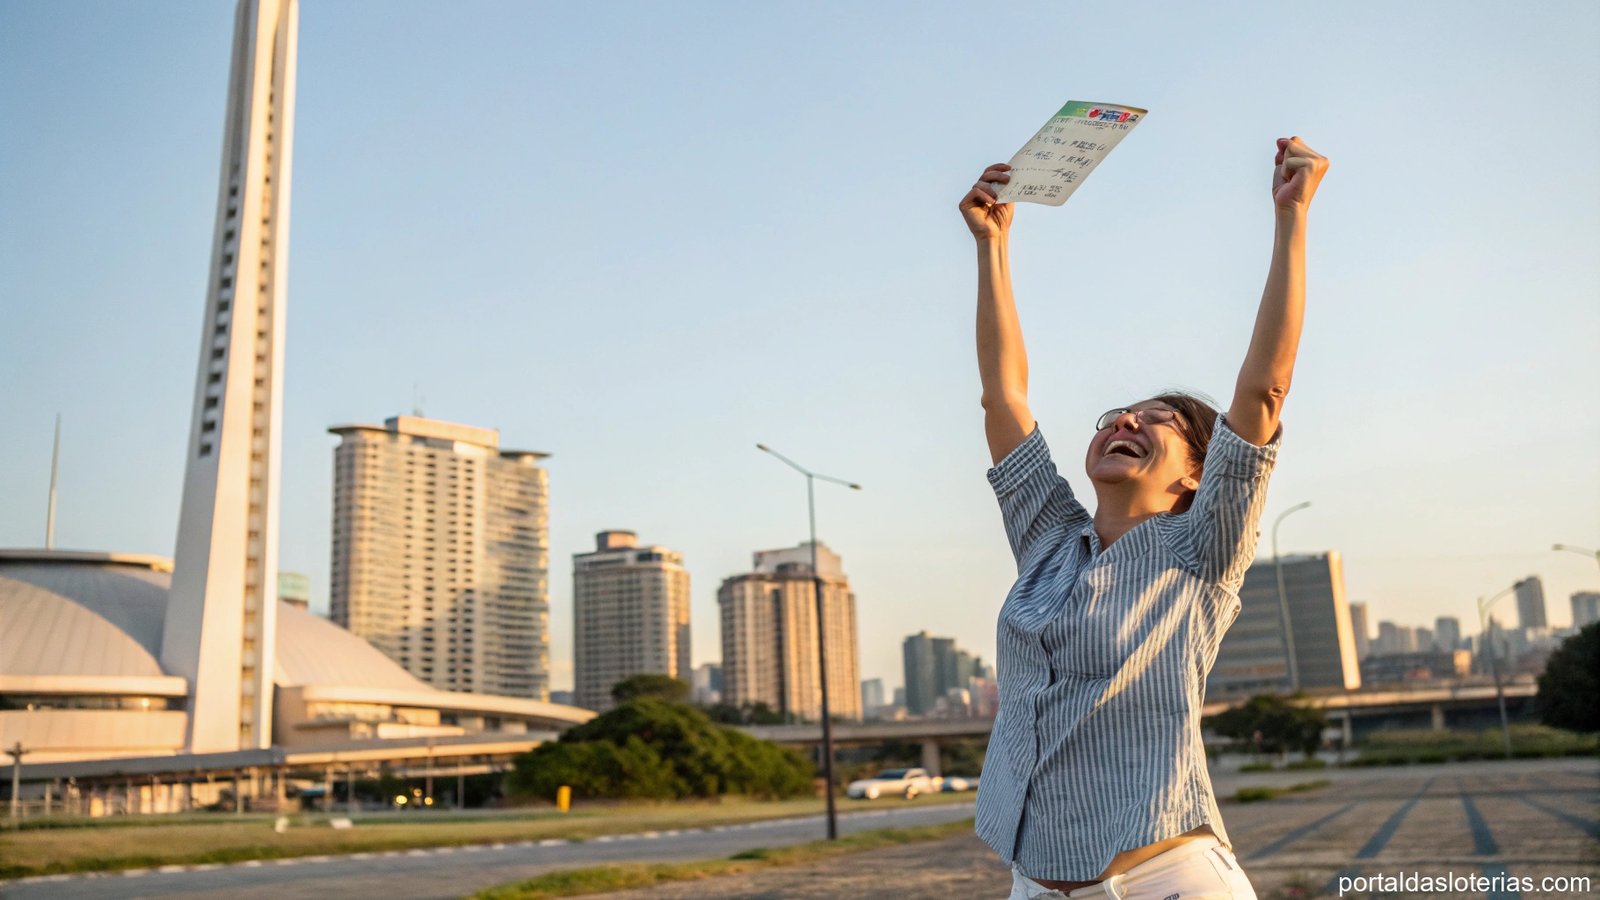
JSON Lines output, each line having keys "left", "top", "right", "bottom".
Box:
{"left": 0, "top": 550, "right": 590, "bottom": 765}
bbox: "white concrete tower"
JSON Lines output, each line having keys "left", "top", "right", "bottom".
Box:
{"left": 162, "top": 0, "right": 298, "bottom": 753}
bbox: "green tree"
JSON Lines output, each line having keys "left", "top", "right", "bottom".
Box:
{"left": 701, "top": 701, "right": 785, "bottom": 725}
{"left": 610, "top": 673, "right": 690, "bottom": 704}
{"left": 745, "top": 701, "right": 785, "bottom": 725}
{"left": 1207, "top": 694, "right": 1326, "bottom": 758}
{"left": 1536, "top": 623, "right": 1600, "bottom": 732}
{"left": 506, "top": 697, "right": 813, "bottom": 802}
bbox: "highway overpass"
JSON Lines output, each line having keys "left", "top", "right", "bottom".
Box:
{"left": 739, "top": 681, "right": 1542, "bottom": 774}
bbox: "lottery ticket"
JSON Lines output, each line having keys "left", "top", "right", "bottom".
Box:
{"left": 995, "top": 101, "right": 1147, "bottom": 206}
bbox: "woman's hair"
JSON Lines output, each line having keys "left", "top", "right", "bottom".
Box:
{"left": 1150, "top": 391, "right": 1219, "bottom": 472}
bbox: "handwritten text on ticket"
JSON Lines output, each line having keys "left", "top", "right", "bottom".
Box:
{"left": 995, "top": 101, "right": 1147, "bottom": 207}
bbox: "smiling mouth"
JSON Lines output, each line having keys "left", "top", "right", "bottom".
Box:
{"left": 1104, "top": 440, "right": 1146, "bottom": 460}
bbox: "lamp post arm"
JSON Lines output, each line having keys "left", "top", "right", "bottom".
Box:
{"left": 756, "top": 444, "right": 810, "bottom": 477}
{"left": 1552, "top": 544, "right": 1600, "bottom": 573}
{"left": 1477, "top": 585, "right": 1517, "bottom": 626}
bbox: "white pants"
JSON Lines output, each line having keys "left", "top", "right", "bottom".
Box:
{"left": 1008, "top": 837, "right": 1258, "bottom": 900}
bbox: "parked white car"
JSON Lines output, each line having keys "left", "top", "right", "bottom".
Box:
{"left": 845, "top": 767, "right": 939, "bottom": 800}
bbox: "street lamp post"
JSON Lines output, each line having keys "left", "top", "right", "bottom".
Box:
{"left": 756, "top": 443, "right": 861, "bottom": 841}
{"left": 7, "top": 742, "right": 27, "bottom": 821}
{"left": 1272, "top": 502, "right": 1312, "bottom": 692}
{"left": 1552, "top": 543, "right": 1600, "bottom": 574}
{"left": 1477, "top": 585, "right": 1518, "bottom": 760}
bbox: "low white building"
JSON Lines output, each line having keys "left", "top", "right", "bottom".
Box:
{"left": 0, "top": 550, "right": 590, "bottom": 765}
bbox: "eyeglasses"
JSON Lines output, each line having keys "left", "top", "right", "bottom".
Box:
{"left": 1095, "top": 407, "right": 1184, "bottom": 431}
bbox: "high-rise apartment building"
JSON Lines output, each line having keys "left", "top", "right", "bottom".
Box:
{"left": 329, "top": 415, "right": 550, "bottom": 699}
{"left": 718, "top": 542, "right": 861, "bottom": 721}
{"left": 1572, "top": 592, "right": 1600, "bottom": 629}
{"left": 572, "top": 531, "right": 691, "bottom": 712}
{"left": 902, "top": 631, "right": 982, "bottom": 716}
{"left": 860, "top": 678, "right": 885, "bottom": 716}
{"left": 1434, "top": 616, "right": 1462, "bottom": 651}
{"left": 1375, "top": 621, "right": 1418, "bottom": 656}
{"left": 1209, "top": 553, "right": 1361, "bottom": 696}
{"left": 902, "top": 631, "right": 940, "bottom": 716}
{"left": 1514, "top": 576, "right": 1548, "bottom": 629}
{"left": 162, "top": 0, "right": 298, "bottom": 753}
{"left": 1348, "top": 602, "right": 1371, "bottom": 660}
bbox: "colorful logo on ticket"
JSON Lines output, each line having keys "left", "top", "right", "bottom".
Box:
{"left": 1059, "top": 101, "right": 1145, "bottom": 124}
{"left": 1087, "top": 107, "right": 1136, "bottom": 123}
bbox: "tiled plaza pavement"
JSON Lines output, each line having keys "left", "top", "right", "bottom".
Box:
{"left": 598, "top": 758, "right": 1598, "bottom": 899}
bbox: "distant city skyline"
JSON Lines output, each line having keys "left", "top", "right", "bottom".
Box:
{"left": 2, "top": 2, "right": 1597, "bottom": 693}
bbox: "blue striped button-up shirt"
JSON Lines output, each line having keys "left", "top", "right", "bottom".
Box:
{"left": 975, "top": 414, "right": 1280, "bottom": 881}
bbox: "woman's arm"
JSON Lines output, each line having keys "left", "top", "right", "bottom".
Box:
{"left": 961, "top": 164, "right": 1035, "bottom": 465}
{"left": 1228, "top": 137, "right": 1329, "bottom": 446}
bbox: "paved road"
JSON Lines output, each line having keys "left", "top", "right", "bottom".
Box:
{"left": 1224, "top": 757, "right": 1599, "bottom": 899}
{"left": 591, "top": 757, "right": 1599, "bottom": 899}
{"left": 1, "top": 801, "right": 976, "bottom": 899}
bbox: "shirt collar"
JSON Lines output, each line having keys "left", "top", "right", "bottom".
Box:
{"left": 1079, "top": 514, "right": 1170, "bottom": 561}
{"left": 1077, "top": 521, "right": 1100, "bottom": 557}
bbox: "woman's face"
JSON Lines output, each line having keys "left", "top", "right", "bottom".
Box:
{"left": 1083, "top": 400, "right": 1200, "bottom": 495}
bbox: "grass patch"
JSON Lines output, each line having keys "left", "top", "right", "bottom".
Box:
{"left": 472, "top": 818, "right": 976, "bottom": 899}
{"left": 1233, "top": 780, "right": 1329, "bottom": 804}
{"left": 1345, "top": 725, "right": 1599, "bottom": 767}
{"left": 1284, "top": 758, "right": 1326, "bottom": 770}
{"left": 0, "top": 793, "right": 973, "bottom": 880}
{"left": 1237, "top": 758, "right": 1326, "bottom": 774}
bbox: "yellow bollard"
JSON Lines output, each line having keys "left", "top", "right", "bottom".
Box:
{"left": 556, "top": 785, "right": 571, "bottom": 813}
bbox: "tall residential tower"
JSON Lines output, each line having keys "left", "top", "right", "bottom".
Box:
{"left": 572, "top": 531, "right": 691, "bottom": 712}
{"left": 718, "top": 542, "right": 861, "bottom": 721}
{"left": 1514, "top": 576, "right": 1548, "bottom": 629}
{"left": 329, "top": 416, "right": 551, "bottom": 699}
{"left": 162, "top": 0, "right": 298, "bottom": 753}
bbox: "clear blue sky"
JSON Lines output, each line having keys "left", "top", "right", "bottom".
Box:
{"left": 3, "top": 1, "right": 1597, "bottom": 692}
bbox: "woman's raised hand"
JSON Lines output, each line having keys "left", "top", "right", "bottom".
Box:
{"left": 1271, "top": 137, "right": 1329, "bottom": 215}
{"left": 960, "top": 164, "right": 1015, "bottom": 240}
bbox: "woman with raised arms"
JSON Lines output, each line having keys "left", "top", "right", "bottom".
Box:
{"left": 960, "top": 136, "right": 1328, "bottom": 900}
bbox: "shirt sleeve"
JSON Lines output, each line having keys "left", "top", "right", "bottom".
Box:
{"left": 986, "top": 425, "right": 1090, "bottom": 567}
{"left": 1179, "top": 413, "right": 1282, "bottom": 588}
